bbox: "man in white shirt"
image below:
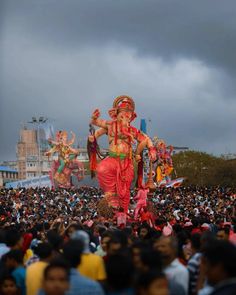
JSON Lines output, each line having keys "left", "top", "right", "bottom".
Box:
{"left": 156, "top": 236, "right": 189, "bottom": 295}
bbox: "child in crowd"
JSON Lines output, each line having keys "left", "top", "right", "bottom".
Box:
{"left": 0, "top": 274, "right": 19, "bottom": 295}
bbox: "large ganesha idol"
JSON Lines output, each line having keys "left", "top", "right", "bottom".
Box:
{"left": 88, "top": 95, "right": 156, "bottom": 213}
{"left": 45, "top": 130, "right": 84, "bottom": 188}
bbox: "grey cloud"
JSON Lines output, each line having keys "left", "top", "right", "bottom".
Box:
{"left": 2, "top": 0, "right": 236, "bottom": 74}
{"left": 1, "top": 0, "right": 236, "bottom": 161}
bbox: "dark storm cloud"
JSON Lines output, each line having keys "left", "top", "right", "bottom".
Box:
{"left": 0, "top": 0, "right": 236, "bottom": 160}
{"left": 2, "top": 0, "right": 236, "bottom": 74}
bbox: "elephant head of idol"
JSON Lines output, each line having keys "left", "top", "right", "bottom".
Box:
{"left": 108, "top": 95, "right": 137, "bottom": 123}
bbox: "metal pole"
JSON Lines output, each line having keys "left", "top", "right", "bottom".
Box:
{"left": 37, "top": 122, "right": 42, "bottom": 187}
{"left": 25, "top": 132, "right": 27, "bottom": 179}
{"left": 28, "top": 117, "right": 48, "bottom": 186}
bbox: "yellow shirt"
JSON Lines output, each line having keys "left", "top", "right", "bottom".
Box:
{"left": 26, "top": 261, "right": 48, "bottom": 295}
{"left": 77, "top": 253, "right": 106, "bottom": 281}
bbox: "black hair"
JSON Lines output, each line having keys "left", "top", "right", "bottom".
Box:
{"left": 62, "top": 240, "right": 84, "bottom": 268}
{"left": 46, "top": 230, "right": 64, "bottom": 252}
{"left": 5, "top": 230, "right": 22, "bottom": 247}
{"left": 34, "top": 243, "right": 53, "bottom": 260}
{"left": 132, "top": 240, "right": 147, "bottom": 250}
{"left": 105, "top": 253, "right": 134, "bottom": 291}
{"left": 109, "top": 230, "right": 128, "bottom": 248}
{"left": 190, "top": 233, "right": 201, "bottom": 251}
{"left": 101, "top": 230, "right": 112, "bottom": 240}
{"left": 138, "top": 223, "right": 152, "bottom": 239}
{"left": 4, "top": 250, "right": 24, "bottom": 264}
{"left": 203, "top": 240, "right": 236, "bottom": 277}
{"left": 136, "top": 270, "right": 166, "bottom": 290}
{"left": 0, "top": 230, "right": 6, "bottom": 244}
{"left": 97, "top": 226, "right": 107, "bottom": 236}
{"left": 140, "top": 247, "right": 163, "bottom": 272}
{"left": 200, "top": 231, "right": 216, "bottom": 251}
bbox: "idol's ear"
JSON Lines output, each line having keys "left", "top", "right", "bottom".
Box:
{"left": 130, "top": 112, "right": 137, "bottom": 122}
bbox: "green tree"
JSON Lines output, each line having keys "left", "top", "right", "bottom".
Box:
{"left": 172, "top": 151, "right": 236, "bottom": 186}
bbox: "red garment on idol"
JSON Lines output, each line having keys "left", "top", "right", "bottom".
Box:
{"left": 97, "top": 157, "right": 134, "bottom": 212}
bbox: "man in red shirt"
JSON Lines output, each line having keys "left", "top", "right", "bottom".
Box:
{"left": 140, "top": 207, "right": 154, "bottom": 227}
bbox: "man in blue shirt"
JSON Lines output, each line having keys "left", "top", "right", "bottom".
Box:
{"left": 63, "top": 239, "right": 104, "bottom": 295}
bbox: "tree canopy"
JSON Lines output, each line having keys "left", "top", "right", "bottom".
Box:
{"left": 172, "top": 151, "right": 236, "bottom": 187}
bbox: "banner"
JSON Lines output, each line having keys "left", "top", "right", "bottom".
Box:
{"left": 5, "top": 175, "right": 51, "bottom": 188}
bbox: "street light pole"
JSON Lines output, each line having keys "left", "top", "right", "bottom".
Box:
{"left": 37, "top": 123, "right": 41, "bottom": 186}
{"left": 28, "top": 116, "right": 48, "bottom": 187}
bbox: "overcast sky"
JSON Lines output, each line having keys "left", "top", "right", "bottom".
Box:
{"left": 1, "top": 0, "right": 236, "bottom": 161}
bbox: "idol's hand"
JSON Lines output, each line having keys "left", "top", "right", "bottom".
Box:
{"left": 88, "top": 135, "right": 95, "bottom": 143}
{"left": 91, "top": 109, "right": 100, "bottom": 120}
{"left": 135, "top": 154, "right": 141, "bottom": 162}
{"left": 149, "top": 147, "right": 157, "bottom": 162}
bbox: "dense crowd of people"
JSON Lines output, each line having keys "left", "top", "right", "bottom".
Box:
{"left": 0, "top": 185, "right": 236, "bottom": 295}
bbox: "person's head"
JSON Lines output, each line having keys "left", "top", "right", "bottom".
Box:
{"left": 46, "top": 230, "right": 64, "bottom": 252}
{"left": 5, "top": 230, "right": 23, "bottom": 250}
{"left": 136, "top": 271, "right": 169, "bottom": 295}
{"left": 71, "top": 230, "right": 90, "bottom": 253}
{"left": 107, "top": 230, "right": 128, "bottom": 255}
{"left": 200, "top": 231, "right": 215, "bottom": 251}
{"left": 152, "top": 232, "right": 163, "bottom": 252}
{"left": 202, "top": 240, "right": 236, "bottom": 286}
{"left": 154, "top": 236, "right": 178, "bottom": 266}
{"left": 66, "top": 224, "right": 83, "bottom": 239}
{"left": 139, "top": 224, "right": 150, "bottom": 240}
{"left": 140, "top": 248, "right": 163, "bottom": 273}
{"left": 42, "top": 259, "right": 70, "bottom": 295}
{"left": 62, "top": 239, "right": 84, "bottom": 268}
{"left": 0, "top": 230, "right": 7, "bottom": 244}
{"left": 132, "top": 241, "right": 146, "bottom": 271}
{"left": 100, "top": 231, "right": 112, "bottom": 253}
{"left": 216, "top": 227, "right": 230, "bottom": 241}
{"left": 34, "top": 242, "right": 53, "bottom": 261}
{"left": 190, "top": 233, "right": 201, "bottom": 253}
{"left": 106, "top": 253, "right": 134, "bottom": 291}
{"left": 4, "top": 250, "right": 24, "bottom": 270}
{"left": 0, "top": 275, "right": 18, "bottom": 295}
{"left": 30, "top": 239, "right": 42, "bottom": 252}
